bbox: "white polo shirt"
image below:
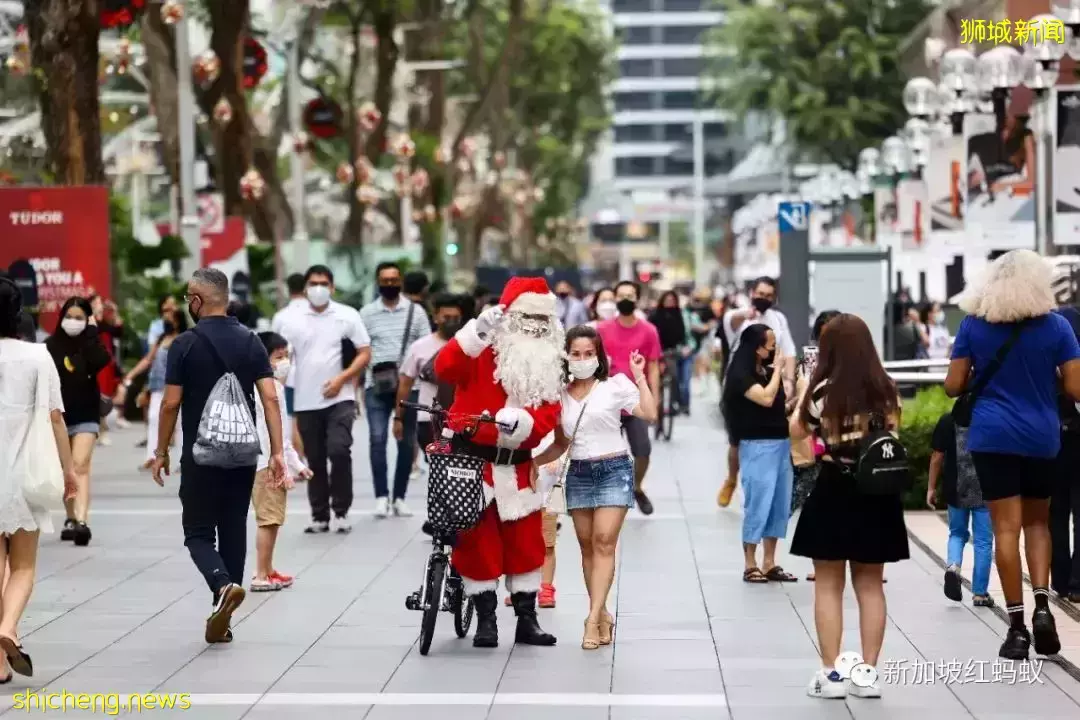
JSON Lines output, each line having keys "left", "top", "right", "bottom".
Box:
{"left": 276, "top": 300, "right": 371, "bottom": 412}
{"left": 723, "top": 307, "right": 797, "bottom": 359}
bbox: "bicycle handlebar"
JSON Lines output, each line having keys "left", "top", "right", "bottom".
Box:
{"left": 398, "top": 400, "right": 514, "bottom": 432}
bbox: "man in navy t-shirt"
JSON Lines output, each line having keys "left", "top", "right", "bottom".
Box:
{"left": 1052, "top": 305, "right": 1080, "bottom": 601}
{"left": 152, "top": 267, "right": 285, "bottom": 644}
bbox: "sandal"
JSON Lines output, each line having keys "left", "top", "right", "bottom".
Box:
{"left": 599, "top": 611, "right": 614, "bottom": 645}
{"left": 0, "top": 635, "right": 32, "bottom": 677}
{"left": 582, "top": 620, "right": 601, "bottom": 650}
{"left": 764, "top": 566, "right": 798, "bottom": 582}
{"left": 973, "top": 595, "right": 995, "bottom": 608}
{"left": 743, "top": 568, "right": 769, "bottom": 584}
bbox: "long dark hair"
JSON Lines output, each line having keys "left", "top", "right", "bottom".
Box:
{"left": 564, "top": 325, "right": 610, "bottom": 381}
{"left": 0, "top": 277, "right": 22, "bottom": 339}
{"left": 650, "top": 290, "right": 686, "bottom": 349}
{"left": 799, "top": 313, "right": 897, "bottom": 430}
{"left": 722, "top": 324, "right": 772, "bottom": 406}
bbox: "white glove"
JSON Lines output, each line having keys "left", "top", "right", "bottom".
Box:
{"left": 495, "top": 407, "right": 525, "bottom": 435}
{"left": 475, "top": 304, "right": 505, "bottom": 337}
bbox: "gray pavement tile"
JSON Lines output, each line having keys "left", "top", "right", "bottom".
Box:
{"left": 268, "top": 665, "right": 388, "bottom": 693}
{"left": 948, "top": 677, "right": 1080, "bottom": 713}
{"left": 609, "top": 710, "right": 729, "bottom": 720}
{"left": 612, "top": 639, "right": 720, "bottom": 672}
{"left": 245, "top": 707, "right": 374, "bottom": 720}
{"left": 609, "top": 668, "right": 724, "bottom": 694}
{"left": 727, "top": 706, "right": 853, "bottom": 720}
{"left": 364, "top": 705, "right": 490, "bottom": 720}
{"left": 486, "top": 707, "right": 609, "bottom": 720}
{"left": 846, "top": 708, "right": 974, "bottom": 720}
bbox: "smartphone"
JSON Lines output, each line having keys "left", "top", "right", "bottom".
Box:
{"left": 801, "top": 346, "right": 818, "bottom": 378}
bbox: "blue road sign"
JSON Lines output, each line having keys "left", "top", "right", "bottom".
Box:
{"left": 777, "top": 201, "right": 812, "bottom": 233}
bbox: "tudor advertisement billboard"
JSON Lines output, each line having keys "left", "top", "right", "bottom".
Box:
{"left": 0, "top": 185, "right": 112, "bottom": 331}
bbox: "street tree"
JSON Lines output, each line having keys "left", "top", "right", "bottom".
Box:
{"left": 705, "top": 0, "right": 931, "bottom": 167}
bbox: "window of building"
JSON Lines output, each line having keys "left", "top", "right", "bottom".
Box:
{"left": 661, "top": 91, "right": 698, "bottom": 110}
{"left": 705, "top": 151, "right": 736, "bottom": 176}
{"left": 662, "top": 157, "right": 694, "bottom": 176}
{"left": 619, "top": 26, "right": 655, "bottom": 45}
{"left": 661, "top": 57, "right": 704, "bottom": 77}
{"left": 662, "top": 123, "right": 692, "bottom": 143}
{"left": 704, "top": 122, "right": 727, "bottom": 140}
{"left": 616, "top": 156, "right": 660, "bottom": 177}
{"left": 615, "top": 124, "right": 659, "bottom": 143}
{"left": 613, "top": 0, "right": 654, "bottom": 11}
{"left": 662, "top": 0, "right": 703, "bottom": 11}
{"left": 614, "top": 92, "right": 655, "bottom": 112}
{"left": 619, "top": 59, "right": 656, "bottom": 78}
{"left": 660, "top": 25, "right": 704, "bottom": 45}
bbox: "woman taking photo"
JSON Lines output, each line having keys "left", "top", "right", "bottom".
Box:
{"left": 945, "top": 249, "right": 1080, "bottom": 660}
{"left": 116, "top": 308, "right": 188, "bottom": 470}
{"left": 533, "top": 326, "right": 656, "bottom": 650}
{"left": 722, "top": 323, "right": 796, "bottom": 584}
{"left": 0, "top": 278, "right": 77, "bottom": 679}
{"left": 650, "top": 290, "right": 694, "bottom": 414}
{"left": 790, "top": 314, "right": 907, "bottom": 699}
{"left": 45, "top": 297, "right": 112, "bottom": 547}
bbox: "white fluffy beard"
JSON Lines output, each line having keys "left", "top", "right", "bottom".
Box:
{"left": 492, "top": 324, "right": 566, "bottom": 408}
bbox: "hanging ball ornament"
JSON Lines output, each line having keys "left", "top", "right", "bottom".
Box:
{"left": 240, "top": 169, "right": 266, "bottom": 201}
{"left": 356, "top": 185, "right": 380, "bottom": 205}
{"left": 412, "top": 209, "right": 425, "bottom": 223}
{"left": 411, "top": 169, "right": 430, "bottom": 197}
{"left": 193, "top": 50, "right": 221, "bottom": 87}
{"left": 357, "top": 102, "right": 382, "bottom": 133}
{"left": 335, "top": 162, "right": 354, "bottom": 184}
{"left": 212, "top": 97, "right": 233, "bottom": 125}
{"left": 354, "top": 157, "right": 374, "bottom": 184}
{"left": 393, "top": 134, "right": 416, "bottom": 159}
{"left": 458, "top": 137, "right": 476, "bottom": 159}
{"left": 115, "top": 37, "right": 131, "bottom": 74}
{"left": 160, "top": 0, "right": 184, "bottom": 24}
{"left": 4, "top": 55, "right": 27, "bottom": 76}
{"left": 423, "top": 204, "right": 438, "bottom": 223}
{"left": 492, "top": 151, "right": 507, "bottom": 170}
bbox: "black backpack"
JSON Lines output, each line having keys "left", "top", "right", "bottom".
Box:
{"left": 852, "top": 415, "right": 912, "bottom": 496}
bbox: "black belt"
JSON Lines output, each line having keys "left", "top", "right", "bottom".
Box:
{"left": 454, "top": 438, "right": 531, "bottom": 466}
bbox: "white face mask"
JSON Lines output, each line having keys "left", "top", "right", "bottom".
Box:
{"left": 61, "top": 318, "right": 87, "bottom": 336}
{"left": 934, "top": 311, "right": 946, "bottom": 325}
{"left": 568, "top": 357, "right": 599, "bottom": 380}
{"left": 273, "top": 360, "right": 291, "bottom": 382}
{"left": 306, "top": 285, "right": 331, "bottom": 308}
{"left": 596, "top": 300, "right": 617, "bottom": 321}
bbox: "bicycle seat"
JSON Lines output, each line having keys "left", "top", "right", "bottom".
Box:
{"left": 421, "top": 521, "right": 459, "bottom": 547}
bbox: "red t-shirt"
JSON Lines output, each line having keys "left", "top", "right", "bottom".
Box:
{"left": 596, "top": 317, "right": 661, "bottom": 382}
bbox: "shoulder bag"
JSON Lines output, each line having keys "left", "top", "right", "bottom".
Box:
{"left": 547, "top": 389, "right": 594, "bottom": 515}
{"left": 952, "top": 322, "right": 1025, "bottom": 428}
{"left": 370, "top": 303, "right": 416, "bottom": 395}
{"left": 22, "top": 361, "right": 65, "bottom": 511}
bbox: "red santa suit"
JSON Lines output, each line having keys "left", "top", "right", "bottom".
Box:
{"left": 434, "top": 278, "right": 562, "bottom": 596}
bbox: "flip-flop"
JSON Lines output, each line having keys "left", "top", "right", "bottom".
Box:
{"left": 743, "top": 567, "right": 768, "bottom": 584}
{"left": 0, "top": 636, "right": 32, "bottom": 677}
{"left": 764, "top": 566, "right": 798, "bottom": 582}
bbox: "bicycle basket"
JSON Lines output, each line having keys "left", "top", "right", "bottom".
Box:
{"left": 426, "top": 452, "right": 487, "bottom": 532}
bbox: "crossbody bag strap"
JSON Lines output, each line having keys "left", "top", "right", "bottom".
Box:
{"left": 968, "top": 322, "right": 1025, "bottom": 400}
{"left": 398, "top": 302, "right": 416, "bottom": 364}
{"left": 556, "top": 399, "right": 591, "bottom": 485}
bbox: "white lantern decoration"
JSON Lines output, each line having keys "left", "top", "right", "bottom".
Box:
{"left": 357, "top": 102, "right": 382, "bottom": 133}
{"left": 902, "top": 77, "right": 940, "bottom": 118}
{"left": 976, "top": 45, "right": 1027, "bottom": 91}
{"left": 161, "top": 0, "right": 184, "bottom": 24}
{"left": 356, "top": 185, "right": 380, "bottom": 205}
{"left": 881, "top": 136, "right": 911, "bottom": 175}
{"left": 212, "top": 97, "right": 233, "bottom": 125}
{"left": 335, "top": 162, "right": 354, "bottom": 184}
{"left": 193, "top": 50, "right": 221, "bottom": 87}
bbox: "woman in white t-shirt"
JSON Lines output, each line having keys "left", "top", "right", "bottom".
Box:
{"left": 533, "top": 325, "right": 657, "bottom": 651}
{"left": 0, "top": 278, "right": 77, "bottom": 680}
{"left": 923, "top": 302, "right": 952, "bottom": 360}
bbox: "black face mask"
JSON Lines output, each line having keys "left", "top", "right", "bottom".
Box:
{"left": 379, "top": 285, "right": 402, "bottom": 301}
{"left": 162, "top": 321, "right": 176, "bottom": 335}
{"left": 557, "top": 291, "right": 570, "bottom": 299}
{"left": 751, "top": 297, "right": 773, "bottom": 313}
{"left": 616, "top": 299, "right": 636, "bottom": 316}
{"left": 762, "top": 349, "right": 776, "bottom": 366}
{"left": 188, "top": 298, "right": 201, "bottom": 324}
{"left": 438, "top": 319, "right": 461, "bottom": 338}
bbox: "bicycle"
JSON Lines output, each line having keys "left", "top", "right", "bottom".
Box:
{"left": 655, "top": 349, "right": 679, "bottom": 442}
{"left": 399, "top": 400, "right": 513, "bottom": 656}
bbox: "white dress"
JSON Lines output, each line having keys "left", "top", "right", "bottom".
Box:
{"left": 0, "top": 338, "right": 63, "bottom": 535}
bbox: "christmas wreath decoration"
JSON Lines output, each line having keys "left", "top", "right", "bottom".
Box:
{"left": 303, "top": 97, "right": 344, "bottom": 139}
{"left": 242, "top": 37, "right": 268, "bottom": 90}
{"left": 101, "top": 0, "right": 146, "bottom": 30}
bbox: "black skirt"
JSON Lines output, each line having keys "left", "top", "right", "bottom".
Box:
{"left": 790, "top": 461, "right": 910, "bottom": 564}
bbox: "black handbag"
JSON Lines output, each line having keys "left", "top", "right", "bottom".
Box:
{"left": 953, "top": 322, "right": 1024, "bottom": 428}
{"left": 370, "top": 303, "right": 416, "bottom": 395}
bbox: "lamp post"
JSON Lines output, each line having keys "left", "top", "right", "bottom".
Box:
{"left": 172, "top": 1, "right": 201, "bottom": 281}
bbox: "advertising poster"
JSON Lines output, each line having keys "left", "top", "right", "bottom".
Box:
{"left": 927, "top": 133, "right": 965, "bottom": 236}
{"left": 964, "top": 111, "right": 1036, "bottom": 249}
{"left": 155, "top": 215, "right": 250, "bottom": 297}
{"left": 1054, "top": 87, "right": 1080, "bottom": 247}
{"left": 0, "top": 186, "right": 112, "bottom": 331}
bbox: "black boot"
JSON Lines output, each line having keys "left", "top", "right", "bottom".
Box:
{"left": 511, "top": 592, "right": 556, "bottom": 646}
{"left": 472, "top": 591, "right": 499, "bottom": 648}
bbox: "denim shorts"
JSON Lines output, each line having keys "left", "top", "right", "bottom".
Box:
{"left": 67, "top": 422, "right": 100, "bottom": 437}
{"left": 565, "top": 455, "right": 635, "bottom": 511}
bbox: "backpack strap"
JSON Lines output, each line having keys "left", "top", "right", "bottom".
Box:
{"left": 192, "top": 326, "right": 232, "bottom": 376}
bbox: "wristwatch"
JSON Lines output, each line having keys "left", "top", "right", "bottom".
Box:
{"left": 153, "top": 448, "right": 169, "bottom": 459}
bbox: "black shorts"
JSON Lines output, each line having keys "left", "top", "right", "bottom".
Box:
{"left": 970, "top": 451, "right": 1055, "bottom": 502}
{"left": 620, "top": 415, "right": 651, "bottom": 458}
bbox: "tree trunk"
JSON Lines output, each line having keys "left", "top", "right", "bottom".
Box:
{"left": 141, "top": 8, "right": 180, "bottom": 182}
{"left": 340, "top": 10, "right": 369, "bottom": 247}
{"left": 205, "top": 1, "right": 254, "bottom": 217}
{"left": 24, "top": 0, "right": 105, "bottom": 185}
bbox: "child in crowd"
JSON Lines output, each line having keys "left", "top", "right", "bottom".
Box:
{"left": 252, "top": 332, "right": 312, "bottom": 592}
{"left": 928, "top": 410, "right": 995, "bottom": 607}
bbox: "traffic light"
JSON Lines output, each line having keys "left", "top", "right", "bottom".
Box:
{"left": 446, "top": 242, "right": 459, "bottom": 256}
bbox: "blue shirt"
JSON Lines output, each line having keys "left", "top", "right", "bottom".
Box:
{"left": 165, "top": 316, "right": 273, "bottom": 465}
{"left": 952, "top": 313, "right": 1080, "bottom": 458}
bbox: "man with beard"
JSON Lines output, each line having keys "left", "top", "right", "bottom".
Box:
{"left": 435, "top": 277, "right": 564, "bottom": 648}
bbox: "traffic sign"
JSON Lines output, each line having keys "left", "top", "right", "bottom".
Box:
{"left": 777, "top": 201, "right": 812, "bottom": 233}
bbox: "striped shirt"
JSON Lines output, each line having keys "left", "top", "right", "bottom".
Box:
{"left": 359, "top": 297, "right": 430, "bottom": 388}
{"left": 805, "top": 381, "right": 900, "bottom": 462}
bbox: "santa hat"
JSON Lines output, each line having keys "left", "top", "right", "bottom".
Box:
{"left": 499, "top": 276, "right": 556, "bottom": 316}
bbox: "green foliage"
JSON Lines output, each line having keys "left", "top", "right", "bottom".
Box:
{"left": 899, "top": 385, "right": 954, "bottom": 509}
{"left": 705, "top": 0, "right": 932, "bottom": 167}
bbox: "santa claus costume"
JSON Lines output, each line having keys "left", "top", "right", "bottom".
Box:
{"left": 434, "top": 277, "right": 564, "bottom": 648}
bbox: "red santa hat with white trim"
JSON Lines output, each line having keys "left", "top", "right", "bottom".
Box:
{"left": 498, "top": 276, "right": 556, "bottom": 316}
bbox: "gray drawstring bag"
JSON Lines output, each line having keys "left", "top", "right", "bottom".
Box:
{"left": 191, "top": 327, "right": 261, "bottom": 468}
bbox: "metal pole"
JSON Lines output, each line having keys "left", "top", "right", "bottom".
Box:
{"left": 1043, "top": 89, "right": 1056, "bottom": 256}
{"left": 692, "top": 116, "right": 707, "bottom": 287}
{"left": 176, "top": 6, "right": 201, "bottom": 279}
{"left": 288, "top": 36, "right": 310, "bottom": 272}
{"left": 1035, "top": 92, "right": 1049, "bottom": 256}
{"left": 659, "top": 213, "right": 670, "bottom": 264}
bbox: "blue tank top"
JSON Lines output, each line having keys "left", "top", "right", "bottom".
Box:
{"left": 148, "top": 344, "right": 169, "bottom": 392}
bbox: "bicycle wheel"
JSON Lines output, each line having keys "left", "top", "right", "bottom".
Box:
{"left": 453, "top": 590, "right": 474, "bottom": 638}
{"left": 656, "top": 375, "right": 674, "bottom": 442}
{"left": 418, "top": 557, "right": 446, "bottom": 656}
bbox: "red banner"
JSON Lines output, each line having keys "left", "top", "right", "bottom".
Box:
{"left": 0, "top": 185, "right": 112, "bottom": 332}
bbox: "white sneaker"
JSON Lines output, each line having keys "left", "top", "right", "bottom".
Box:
{"left": 409, "top": 466, "right": 422, "bottom": 482}
{"left": 115, "top": 417, "right": 132, "bottom": 429}
{"left": 97, "top": 434, "right": 112, "bottom": 447}
{"left": 393, "top": 499, "right": 414, "bottom": 517}
{"left": 374, "top": 497, "right": 390, "bottom": 518}
{"left": 806, "top": 669, "right": 847, "bottom": 699}
{"left": 847, "top": 680, "right": 882, "bottom": 699}
{"left": 332, "top": 514, "right": 352, "bottom": 533}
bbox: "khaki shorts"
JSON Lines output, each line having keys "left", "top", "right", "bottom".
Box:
{"left": 252, "top": 469, "right": 287, "bottom": 527}
{"left": 542, "top": 511, "right": 558, "bottom": 549}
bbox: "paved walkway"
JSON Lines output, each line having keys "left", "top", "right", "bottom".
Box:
{"left": 1, "top": 392, "right": 1079, "bottom": 719}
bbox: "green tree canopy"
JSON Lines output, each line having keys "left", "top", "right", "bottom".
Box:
{"left": 705, "top": 0, "right": 931, "bottom": 168}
